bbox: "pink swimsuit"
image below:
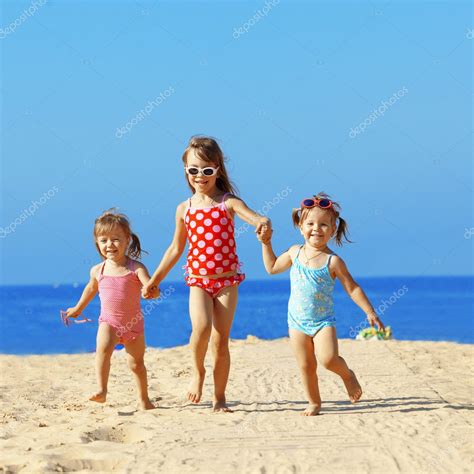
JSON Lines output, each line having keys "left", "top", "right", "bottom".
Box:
{"left": 184, "top": 193, "right": 245, "bottom": 297}
{"left": 98, "top": 259, "right": 144, "bottom": 343}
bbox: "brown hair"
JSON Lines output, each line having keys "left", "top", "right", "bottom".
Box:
{"left": 93, "top": 208, "right": 144, "bottom": 259}
{"left": 292, "top": 192, "right": 352, "bottom": 246}
{"left": 181, "top": 136, "right": 238, "bottom": 195}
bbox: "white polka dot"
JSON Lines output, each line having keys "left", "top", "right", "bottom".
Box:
{"left": 190, "top": 221, "right": 196, "bottom": 229}
{"left": 228, "top": 226, "right": 233, "bottom": 232}
{"left": 191, "top": 235, "right": 198, "bottom": 243}
{"left": 231, "top": 263, "right": 237, "bottom": 270}
{"left": 206, "top": 247, "right": 215, "bottom": 255}
{"left": 189, "top": 209, "right": 196, "bottom": 215}
{"left": 193, "top": 249, "right": 199, "bottom": 256}
{"left": 223, "top": 259, "right": 230, "bottom": 266}
{"left": 190, "top": 278, "right": 197, "bottom": 284}
{"left": 215, "top": 253, "right": 223, "bottom": 261}
{"left": 199, "top": 254, "right": 206, "bottom": 262}
{"left": 192, "top": 261, "right": 199, "bottom": 269}
{"left": 207, "top": 261, "right": 215, "bottom": 269}
{"left": 204, "top": 218, "right": 212, "bottom": 226}
{"left": 229, "top": 239, "right": 234, "bottom": 246}
{"left": 224, "top": 280, "right": 231, "bottom": 287}
{"left": 205, "top": 232, "right": 214, "bottom": 240}
{"left": 220, "top": 218, "right": 228, "bottom": 225}
{"left": 215, "top": 281, "right": 222, "bottom": 288}
{"left": 185, "top": 216, "right": 190, "bottom": 223}
{"left": 229, "top": 253, "right": 235, "bottom": 259}
{"left": 196, "top": 213, "right": 204, "bottom": 220}
{"left": 212, "top": 225, "right": 221, "bottom": 233}
{"left": 222, "top": 246, "right": 230, "bottom": 254}
{"left": 197, "top": 226, "right": 205, "bottom": 234}
{"left": 199, "top": 268, "right": 207, "bottom": 275}
{"left": 214, "top": 239, "right": 222, "bottom": 247}
{"left": 212, "top": 211, "right": 220, "bottom": 218}
{"left": 198, "top": 241, "right": 205, "bottom": 248}
{"left": 216, "top": 267, "right": 224, "bottom": 274}
{"left": 203, "top": 278, "right": 210, "bottom": 284}
{"left": 222, "top": 232, "right": 229, "bottom": 239}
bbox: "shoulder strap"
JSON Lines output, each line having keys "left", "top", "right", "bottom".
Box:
{"left": 220, "top": 193, "right": 231, "bottom": 210}
{"left": 99, "top": 261, "right": 106, "bottom": 276}
{"left": 296, "top": 245, "right": 304, "bottom": 258}
{"left": 326, "top": 253, "right": 336, "bottom": 267}
{"left": 128, "top": 258, "right": 136, "bottom": 272}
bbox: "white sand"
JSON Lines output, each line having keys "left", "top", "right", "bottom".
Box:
{"left": 1, "top": 337, "right": 473, "bottom": 473}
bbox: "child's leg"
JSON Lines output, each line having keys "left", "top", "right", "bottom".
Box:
{"left": 124, "top": 335, "right": 154, "bottom": 410}
{"left": 211, "top": 285, "right": 239, "bottom": 413}
{"left": 289, "top": 329, "right": 321, "bottom": 416}
{"left": 314, "top": 326, "right": 362, "bottom": 403}
{"left": 90, "top": 322, "right": 118, "bottom": 403}
{"left": 187, "top": 287, "right": 213, "bottom": 404}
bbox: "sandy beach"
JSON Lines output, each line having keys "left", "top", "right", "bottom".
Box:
{"left": 1, "top": 337, "right": 473, "bottom": 473}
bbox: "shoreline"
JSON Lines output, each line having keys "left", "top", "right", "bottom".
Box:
{"left": 2, "top": 336, "right": 474, "bottom": 357}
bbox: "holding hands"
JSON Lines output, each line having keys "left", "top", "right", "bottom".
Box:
{"left": 142, "top": 283, "right": 160, "bottom": 300}
{"left": 256, "top": 217, "right": 273, "bottom": 244}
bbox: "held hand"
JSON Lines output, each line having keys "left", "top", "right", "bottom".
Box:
{"left": 148, "top": 286, "right": 160, "bottom": 299}
{"left": 142, "top": 282, "right": 159, "bottom": 299}
{"left": 366, "top": 311, "right": 385, "bottom": 332}
{"left": 257, "top": 226, "right": 273, "bottom": 244}
{"left": 255, "top": 217, "right": 271, "bottom": 235}
{"left": 65, "top": 307, "right": 81, "bottom": 319}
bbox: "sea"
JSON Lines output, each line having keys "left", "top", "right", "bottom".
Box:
{"left": 0, "top": 276, "right": 472, "bottom": 355}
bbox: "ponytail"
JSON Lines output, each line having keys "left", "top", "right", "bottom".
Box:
{"left": 128, "top": 232, "right": 144, "bottom": 259}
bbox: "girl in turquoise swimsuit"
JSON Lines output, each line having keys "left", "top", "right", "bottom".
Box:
{"left": 259, "top": 192, "right": 385, "bottom": 416}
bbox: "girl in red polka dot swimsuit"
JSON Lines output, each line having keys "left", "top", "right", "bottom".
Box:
{"left": 143, "top": 136, "right": 272, "bottom": 413}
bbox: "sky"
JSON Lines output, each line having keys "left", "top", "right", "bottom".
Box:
{"left": 1, "top": 0, "right": 472, "bottom": 285}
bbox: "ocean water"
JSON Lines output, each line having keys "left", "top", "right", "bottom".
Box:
{"left": 0, "top": 277, "right": 472, "bottom": 355}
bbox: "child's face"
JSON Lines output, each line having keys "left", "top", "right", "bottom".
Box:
{"left": 186, "top": 149, "right": 219, "bottom": 194}
{"left": 299, "top": 207, "right": 336, "bottom": 247}
{"left": 96, "top": 226, "right": 130, "bottom": 262}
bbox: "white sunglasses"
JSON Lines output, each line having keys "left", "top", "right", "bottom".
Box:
{"left": 185, "top": 166, "right": 220, "bottom": 177}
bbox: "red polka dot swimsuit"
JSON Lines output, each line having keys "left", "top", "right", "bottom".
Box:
{"left": 184, "top": 193, "right": 245, "bottom": 297}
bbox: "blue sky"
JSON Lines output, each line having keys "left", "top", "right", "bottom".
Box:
{"left": 1, "top": 0, "right": 472, "bottom": 285}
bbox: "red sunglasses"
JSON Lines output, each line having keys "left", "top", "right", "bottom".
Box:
{"left": 300, "top": 196, "right": 333, "bottom": 210}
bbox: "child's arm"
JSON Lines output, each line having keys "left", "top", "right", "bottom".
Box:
{"left": 261, "top": 240, "right": 297, "bottom": 275}
{"left": 134, "top": 263, "right": 160, "bottom": 299}
{"left": 225, "top": 196, "right": 271, "bottom": 235}
{"left": 65, "top": 265, "right": 100, "bottom": 318}
{"left": 142, "top": 203, "right": 188, "bottom": 298}
{"left": 331, "top": 256, "right": 385, "bottom": 331}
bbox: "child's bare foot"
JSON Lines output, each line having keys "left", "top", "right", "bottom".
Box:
{"left": 139, "top": 398, "right": 156, "bottom": 410}
{"left": 89, "top": 391, "right": 107, "bottom": 403}
{"left": 301, "top": 403, "right": 321, "bottom": 416}
{"left": 213, "top": 398, "right": 233, "bottom": 413}
{"left": 187, "top": 369, "right": 205, "bottom": 404}
{"left": 343, "top": 370, "right": 362, "bottom": 403}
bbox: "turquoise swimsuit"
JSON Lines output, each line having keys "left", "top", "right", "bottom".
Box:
{"left": 288, "top": 246, "right": 337, "bottom": 337}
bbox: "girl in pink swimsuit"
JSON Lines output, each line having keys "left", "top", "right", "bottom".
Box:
{"left": 143, "top": 136, "right": 272, "bottom": 412}
{"left": 64, "top": 209, "right": 159, "bottom": 410}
